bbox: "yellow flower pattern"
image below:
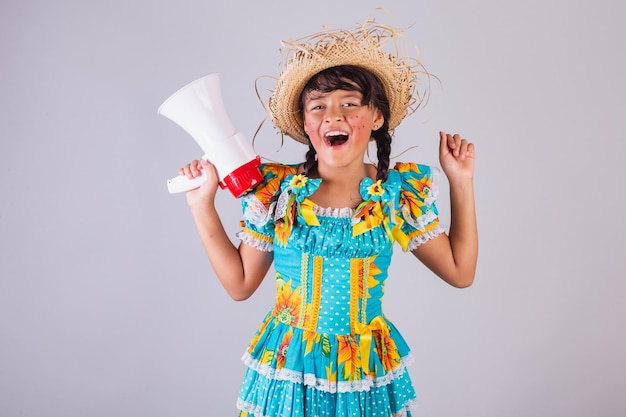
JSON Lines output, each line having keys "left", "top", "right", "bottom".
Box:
{"left": 289, "top": 174, "right": 308, "bottom": 189}
{"left": 272, "top": 279, "right": 303, "bottom": 326}
{"left": 376, "top": 329, "right": 402, "bottom": 372}
{"left": 367, "top": 179, "right": 385, "bottom": 197}
{"left": 399, "top": 187, "right": 426, "bottom": 218}
{"left": 337, "top": 335, "right": 361, "bottom": 380}
{"left": 302, "top": 330, "right": 320, "bottom": 356}
{"left": 276, "top": 328, "right": 293, "bottom": 370}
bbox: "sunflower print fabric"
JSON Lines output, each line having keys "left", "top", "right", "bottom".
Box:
{"left": 236, "top": 162, "right": 444, "bottom": 417}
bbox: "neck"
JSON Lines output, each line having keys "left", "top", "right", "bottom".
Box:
{"left": 315, "top": 161, "right": 375, "bottom": 185}
{"left": 304, "top": 161, "right": 377, "bottom": 209}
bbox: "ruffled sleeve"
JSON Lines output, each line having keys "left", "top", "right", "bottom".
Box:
{"left": 394, "top": 162, "right": 445, "bottom": 251}
{"left": 237, "top": 163, "right": 299, "bottom": 252}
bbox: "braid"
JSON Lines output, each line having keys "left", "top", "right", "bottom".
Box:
{"left": 303, "top": 141, "right": 318, "bottom": 176}
{"left": 374, "top": 128, "right": 392, "bottom": 182}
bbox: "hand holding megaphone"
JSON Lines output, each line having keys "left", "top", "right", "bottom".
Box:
{"left": 174, "top": 158, "right": 219, "bottom": 196}
{"left": 159, "top": 73, "right": 263, "bottom": 197}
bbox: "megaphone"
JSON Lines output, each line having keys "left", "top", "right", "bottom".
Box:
{"left": 159, "top": 73, "right": 263, "bottom": 197}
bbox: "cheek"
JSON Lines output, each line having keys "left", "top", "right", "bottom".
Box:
{"left": 304, "top": 118, "right": 322, "bottom": 143}
{"left": 348, "top": 115, "right": 366, "bottom": 130}
{"left": 304, "top": 117, "right": 321, "bottom": 130}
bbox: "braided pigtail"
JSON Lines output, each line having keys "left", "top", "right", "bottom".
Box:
{"left": 303, "top": 141, "right": 318, "bottom": 177}
{"left": 374, "top": 127, "right": 392, "bottom": 182}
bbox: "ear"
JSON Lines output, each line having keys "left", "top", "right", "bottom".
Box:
{"left": 372, "top": 109, "right": 384, "bottom": 131}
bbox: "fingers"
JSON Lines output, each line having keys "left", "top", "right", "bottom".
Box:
{"left": 199, "top": 159, "right": 219, "bottom": 180}
{"left": 440, "top": 131, "right": 475, "bottom": 160}
{"left": 179, "top": 159, "right": 205, "bottom": 179}
{"left": 439, "top": 131, "right": 448, "bottom": 155}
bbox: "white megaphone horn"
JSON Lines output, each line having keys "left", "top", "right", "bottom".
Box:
{"left": 159, "top": 73, "right": 263, "bottom": 197}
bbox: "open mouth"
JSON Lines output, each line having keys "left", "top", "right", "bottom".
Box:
{"left": 324, "top": 131, "right": 349, "bottom": 147}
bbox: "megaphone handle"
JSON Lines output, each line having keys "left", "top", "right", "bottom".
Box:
{"left": 167, "top": 170, "right": 208, "bottom": 194}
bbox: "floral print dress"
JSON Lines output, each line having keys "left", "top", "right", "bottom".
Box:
{"left": 235, "top": 162, "right": 444, "bottom": 417}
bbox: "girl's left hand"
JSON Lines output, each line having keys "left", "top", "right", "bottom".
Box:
{"left": 439, "top": 131, "right": 475, "bottom": 182}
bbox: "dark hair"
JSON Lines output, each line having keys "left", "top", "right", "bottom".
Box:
{"left": 298, "top": 65, "right": 393, "bottom": 182}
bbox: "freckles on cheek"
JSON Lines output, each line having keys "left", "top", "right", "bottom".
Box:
{"left": 349, "top": 115, "right": 366, "bottom": 130}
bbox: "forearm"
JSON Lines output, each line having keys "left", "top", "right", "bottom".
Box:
{"left": 447, "top": 178, "right": 478, "bottom": 284}
{"left": 189, "top": 203, "right": 260, "bottom": 300}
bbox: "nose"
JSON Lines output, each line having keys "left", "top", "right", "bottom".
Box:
{"left": 324, "top": 107, "right": 344, "bottom": 123}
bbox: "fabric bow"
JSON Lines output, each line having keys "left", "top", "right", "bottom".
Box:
{"left": 354, "top": 316, "right": 390, "bottom": 376}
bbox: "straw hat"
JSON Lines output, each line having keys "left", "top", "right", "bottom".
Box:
{"left": 267, "top": 19, "right": 425, "bottom": 144}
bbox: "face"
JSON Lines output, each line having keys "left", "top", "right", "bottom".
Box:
{"left": 302, "top": 88, "right": 384, "bottom": 172}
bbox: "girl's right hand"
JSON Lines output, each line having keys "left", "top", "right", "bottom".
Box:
{"left": 178, "top": 159, "right": 219, "bottom": 208}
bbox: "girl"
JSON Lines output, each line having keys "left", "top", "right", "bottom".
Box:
{"left": 179, "top": 20, "right": 477, "bottom": 417}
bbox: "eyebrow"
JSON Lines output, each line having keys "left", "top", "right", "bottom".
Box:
{"left": 305, "top": 91, "right": 363, "bottom": 101}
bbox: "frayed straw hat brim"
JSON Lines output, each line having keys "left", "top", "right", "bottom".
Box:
{"left": 267, "top": 19, "right": 425, "bottom": 144}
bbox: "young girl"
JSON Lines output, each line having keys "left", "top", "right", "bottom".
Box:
{"left": 179, "top": 20, "right": 477, "bottom": 417}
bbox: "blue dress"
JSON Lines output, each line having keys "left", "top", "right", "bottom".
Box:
{"left": 235, "top": 162, "right": 444, "bottom": 417}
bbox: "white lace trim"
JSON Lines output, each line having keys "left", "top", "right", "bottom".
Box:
{"left": 395, "top": 398, "right": 420, "bottom": 417}
{"left": 405, "top": 225, "right": 446, "bottom": 251}
{"left": 401, "top": 206, "right": 439, "bottom": 231}
{"left": 275, "top": 194, "right": 355, "bottom": 219}
{"left": 274, "top": 189, "right": 290, "bottom": 221}
{"left": 241, "top": 195, "right": 273, "bottom": 228}
{"left": 313, "top": 204, "right": 353, "bottom": 218}
{"left": 237, "top": 231, "right": 274, "bottom": 252}
{"left": 236, "top": 400, "right": 266, "bottom": 417}
{"left": 241, "top": 351, "right": 415, "bottom": 394}
{"left": 427, "top": 166, "right": 442, "bottom": 206}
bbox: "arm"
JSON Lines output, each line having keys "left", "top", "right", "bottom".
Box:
{"left": 182, "top": 159, "right": 273, "bottom": 301}
{"left": 411, "top": 132, "right": 478, "bottom": 288}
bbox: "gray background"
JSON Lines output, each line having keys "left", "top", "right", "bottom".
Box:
{"left": 1, "top": 0, "right": 625, "bottom": 416}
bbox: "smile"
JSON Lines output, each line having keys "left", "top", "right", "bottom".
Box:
{"left": 324, "top": 130, "right": 349, "bottom": 147}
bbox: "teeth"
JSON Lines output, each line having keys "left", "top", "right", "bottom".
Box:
{"left": 325, "top": 131, "right": 348, "bottom": 137}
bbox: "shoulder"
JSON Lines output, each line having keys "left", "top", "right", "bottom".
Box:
{"left": 392, "top": 162, "right": 436, "bottom": 177}
{"left": 260, "top": 162, "right": 301, "bottom": 180}
{"left": 388, "top": 162, "right": 441, "bottom": 209}
{"left": 390, "top": 161, "right": 439, "bottom": 189}
{"left": 244, "top": 162, "right": 301, "bottom": 207}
